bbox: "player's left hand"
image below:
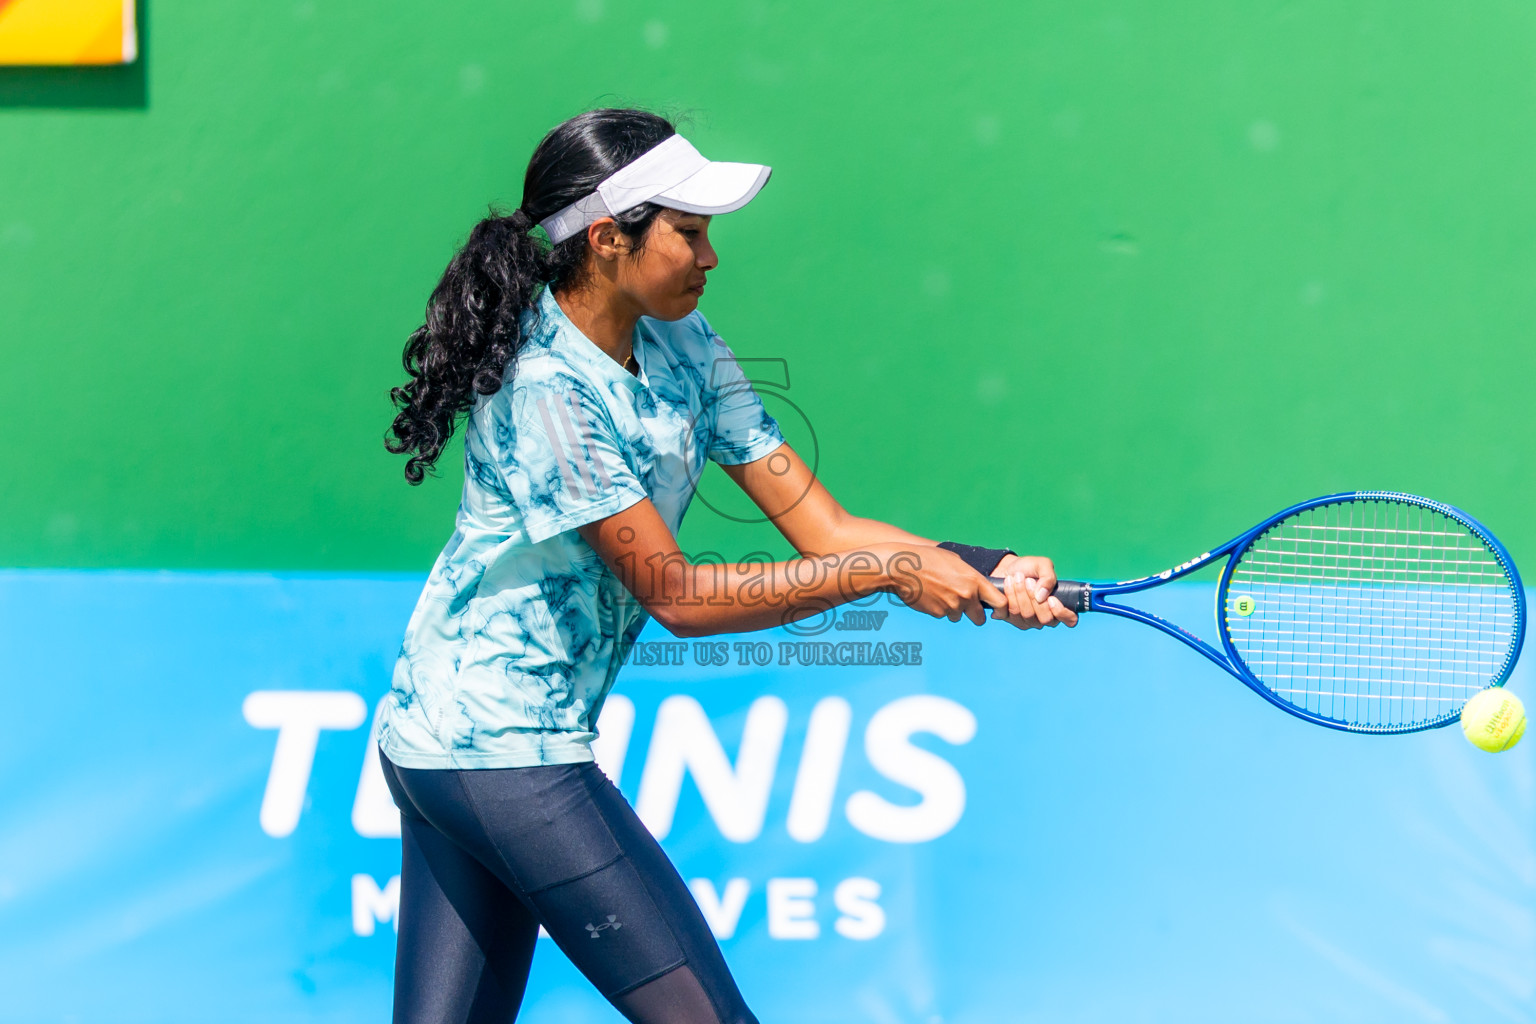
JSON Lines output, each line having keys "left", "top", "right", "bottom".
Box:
{"left": 991, "top": 554, "right": 1079, "bottom": 630}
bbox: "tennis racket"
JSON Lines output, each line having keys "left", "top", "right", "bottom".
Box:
{"left": 993, "top": 492, "right": 1525, "bottom": 734}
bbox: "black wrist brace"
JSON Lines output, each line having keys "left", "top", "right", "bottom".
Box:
{"left": 936, "top": 541, "right": 1015, "bottom": 576}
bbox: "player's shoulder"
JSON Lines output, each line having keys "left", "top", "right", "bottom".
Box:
{"left": 473, "top": 347, "right": 605, "bottom": 432}
{"left": 508, "top": 346, "right": 586, "bottom": 390}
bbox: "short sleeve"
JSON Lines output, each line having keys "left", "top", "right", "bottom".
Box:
{"left": 699, "top": 324, "right": 785, "bottom": 466}
{"left": 488, "top": 371, "right": 649, "bottom": 544}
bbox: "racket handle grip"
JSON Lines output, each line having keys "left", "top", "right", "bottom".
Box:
{"left": 987, "top": 577, "right": 1092, "bottom": 613}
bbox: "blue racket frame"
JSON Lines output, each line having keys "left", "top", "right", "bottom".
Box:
{"left": 1066, "top": 491, "right": 1526, "bottom": 734}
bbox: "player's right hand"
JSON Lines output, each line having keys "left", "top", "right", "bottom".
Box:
{"left": 879, "top": 545, "right": 1004, "bottom": 625}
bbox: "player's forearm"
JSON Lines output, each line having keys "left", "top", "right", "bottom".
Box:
{"left": 797, "top": 514, "right": 934, "bottom": 557}
{"left": 637, "top": 548, "right": 912, "bottom": 638}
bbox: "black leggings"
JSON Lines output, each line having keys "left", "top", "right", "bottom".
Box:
{"left": 379, "top": 753, "right": 758, "bottom": 1024}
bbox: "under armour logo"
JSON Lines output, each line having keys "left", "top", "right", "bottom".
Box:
{"left": 586, "top": 915, "right": 622, "bottom": 938}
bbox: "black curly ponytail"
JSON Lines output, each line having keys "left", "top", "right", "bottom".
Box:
{"left": 386, "top": 108, "right": 676, "bottom": 484}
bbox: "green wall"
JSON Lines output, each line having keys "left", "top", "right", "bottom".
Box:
{"left": 4, "top": 1, "right": 1535, "bottom": 576}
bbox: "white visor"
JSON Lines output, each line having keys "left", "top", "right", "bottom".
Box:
{"left": 538, "top": 135, "right": 771, "bottom": 244}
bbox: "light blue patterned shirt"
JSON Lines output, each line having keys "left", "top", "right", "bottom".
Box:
{"left": 378, "top": 288, "right": 784, "bottom": 769}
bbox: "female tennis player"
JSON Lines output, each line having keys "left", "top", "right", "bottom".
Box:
{"left": 379, "top": 108, "right": 1076, "bottom": 1024}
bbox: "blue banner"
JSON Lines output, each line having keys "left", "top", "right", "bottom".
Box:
{"left": 1, "top": 571, "right": 1531, "bottom": 1022}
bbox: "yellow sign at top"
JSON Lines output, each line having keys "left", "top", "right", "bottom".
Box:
{"left": 0, "top": 0, "right": 136, "bottom": 66}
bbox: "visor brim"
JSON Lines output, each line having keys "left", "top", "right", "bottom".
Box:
{"left": 654, "top": 161, "right": 772, "bottom": 216}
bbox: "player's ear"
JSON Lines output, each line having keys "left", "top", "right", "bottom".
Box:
{"left": 586, "top": 217, "right": 628, "bottom": 261}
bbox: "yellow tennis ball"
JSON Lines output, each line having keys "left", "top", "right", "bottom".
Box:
{"left": 1460, "top": 687, "right": 1527, "bottom": 752}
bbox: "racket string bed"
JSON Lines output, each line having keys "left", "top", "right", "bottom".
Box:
{"left": 1222, "top": 499, "right": 1517, "bottom": 731}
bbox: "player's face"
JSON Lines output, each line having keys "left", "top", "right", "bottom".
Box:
{"left": 617, "top": 210, "right": 716, "bottom": 322}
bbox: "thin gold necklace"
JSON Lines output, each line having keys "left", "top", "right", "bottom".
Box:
{"left": 623, "top": 350, "right": 640, "bottom": 376}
